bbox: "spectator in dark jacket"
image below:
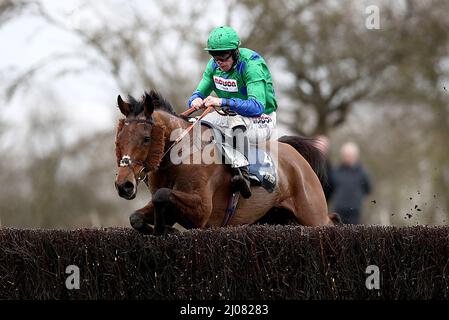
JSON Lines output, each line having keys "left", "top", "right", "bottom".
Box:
{"left": 331, "top": 142, "right": 372, "bottom": 224}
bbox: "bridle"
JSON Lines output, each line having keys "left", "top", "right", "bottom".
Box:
{"left": 118, "top": 118, "right": 154, "bottom": 184}
{"left": 118, "top": 106, "right": 236, "bottom": 183}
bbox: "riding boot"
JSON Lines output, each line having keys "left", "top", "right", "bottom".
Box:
{"left": 230, "top": 124, "right": 251, "bottom": 198}
{"left": 230, "top": 166, "right": 252, "bottom": 199}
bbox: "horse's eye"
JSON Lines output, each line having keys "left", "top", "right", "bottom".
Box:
{"left": 143, "top": 136, "right": 151, "bottom": 143}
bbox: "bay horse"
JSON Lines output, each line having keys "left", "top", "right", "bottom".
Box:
{"left": 114, "top": 91, "right": 340, "bottom": 235}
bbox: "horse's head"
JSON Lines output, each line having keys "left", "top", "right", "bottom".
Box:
{"left": 114, "top": 92, "right": 166, "bottom": 199}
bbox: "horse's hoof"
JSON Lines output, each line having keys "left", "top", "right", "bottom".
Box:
{"left": 130, "top": 212, "right": 154, "bottom": 234}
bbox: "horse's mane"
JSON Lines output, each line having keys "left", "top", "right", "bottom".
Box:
{"left": 126, "top": 90, "right": 182, "bottom": 118}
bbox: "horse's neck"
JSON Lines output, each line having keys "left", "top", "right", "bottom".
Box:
{"left": 153, "top": 110, "right": 212, "bottom": 170}
{"left": 152, "top": 111, "right": 190, "bottom": 171}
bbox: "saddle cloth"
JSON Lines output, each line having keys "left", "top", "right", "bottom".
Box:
{"left": 201, "top": 120, "right": 277, "bottom": 193}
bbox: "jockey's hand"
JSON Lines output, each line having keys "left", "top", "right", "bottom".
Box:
{"left": 204, "top": 96, "right": 222, "bottom": 108}
{"left": 191, "top": 98, "right": 204, "bottom": 110}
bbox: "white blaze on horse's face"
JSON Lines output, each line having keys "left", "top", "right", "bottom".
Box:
{"left": 115, "top": 154, "right": 138, "bottom": 200}
{"left": 120, "top": 155, "right": 132, "bottom": 167}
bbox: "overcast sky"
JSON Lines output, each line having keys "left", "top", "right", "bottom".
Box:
{"left": 1, "top": 1, "right": 124, "bottom": 135}
{"left": 0, "top": 0, "right": 296, "bottom": 154}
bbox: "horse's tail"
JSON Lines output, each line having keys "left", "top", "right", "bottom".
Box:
{"left": 278, "top": 135, "right": 328, "bottom": 189}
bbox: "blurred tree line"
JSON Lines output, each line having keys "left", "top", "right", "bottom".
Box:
{"left": 0, "top": 0, "right": 447, "bottom": 227}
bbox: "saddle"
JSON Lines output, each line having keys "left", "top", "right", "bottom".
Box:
{"left": 201, "top": 120, "right": 277, "bottom": 193}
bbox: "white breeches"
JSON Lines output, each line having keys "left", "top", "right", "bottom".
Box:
{"left": 202, "top": 111, "right": 277, "bottom": 144}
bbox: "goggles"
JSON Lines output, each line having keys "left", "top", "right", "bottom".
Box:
{"left": 210, "top": 51, "right": 233, "bottom": 63}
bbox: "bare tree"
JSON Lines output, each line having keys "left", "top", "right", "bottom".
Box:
{"left": 0, "top": 0, "right": 33, "bottom": 26}
{"left": 0, "top": 0, "right": 230, "bottom": 228}
{"left": 0, "top": 91, "right": 134, "bottom": 228}
{"left": 2, "top": 0, "right": 220, "bottom": 109}
{"left": 1, "top": 0, "right": 448, "bottom": 227}
{"left": 237, "top": 0, "right": 449, "bottom": 136}
{"left": 235, "top": 0, "right": 449, "bottom": 224}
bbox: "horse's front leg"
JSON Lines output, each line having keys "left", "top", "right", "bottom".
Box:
{"left": 129, "top": 202, "right": 155, "bottom": 235}
{"left": 130, "top": 201, "right": 180, "bottom": 235}
{"left": 152, "top": 187, "right": 212, "bottom": 236}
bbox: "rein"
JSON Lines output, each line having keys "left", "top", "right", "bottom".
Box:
{"left": 160, "top": 106, "right": 214, "bottom": 161}
{"left": 117, "top": 103, "right": 243, "bottom": 227}
{"left": 118, "top": 107, "right": 214, "bottom": 182}
{"left": 159, "top": 105, "right": 236, "bottom": 168}
{"left": 118, "top": 105, "right": 229, "bottom": 183}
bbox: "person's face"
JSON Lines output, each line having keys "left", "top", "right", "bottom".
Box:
{"left": 212, "top": 52, "right": 234, "bottom": 72}
{"left": 341, "top": 147, "right": 359, "bottom": 166}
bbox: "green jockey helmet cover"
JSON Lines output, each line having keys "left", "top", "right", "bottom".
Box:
{"left": 204, "top": 26, "right": 240, "bottom": 51}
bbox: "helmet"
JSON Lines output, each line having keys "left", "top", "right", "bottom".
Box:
{"left": 204, "top": 26, "right": 240, "bottom": 51}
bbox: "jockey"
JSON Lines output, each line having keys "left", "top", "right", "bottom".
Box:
{"left": 187, "top": 26, "right": 278, "bottom": 199}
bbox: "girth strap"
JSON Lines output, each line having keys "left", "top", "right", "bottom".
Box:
{"left": 221, "top": 192, "right": 240, "bottom": 227}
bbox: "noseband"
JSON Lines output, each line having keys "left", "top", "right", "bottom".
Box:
{"left": 119, "top": 154, "right": 149, "bottom": 184}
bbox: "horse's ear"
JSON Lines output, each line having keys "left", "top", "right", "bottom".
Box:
{"left": 117, "top": 95, "right": 131, "bottom": 116}
{"left": 143, "top": 92, "right": 154, "bottom": 118}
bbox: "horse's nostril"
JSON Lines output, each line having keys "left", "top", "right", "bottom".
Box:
{"left": 116, "top": 180, "right": 136, "bottom": 199}
{"left": 123, "top": 181, "right": 134, "bottom": 192}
